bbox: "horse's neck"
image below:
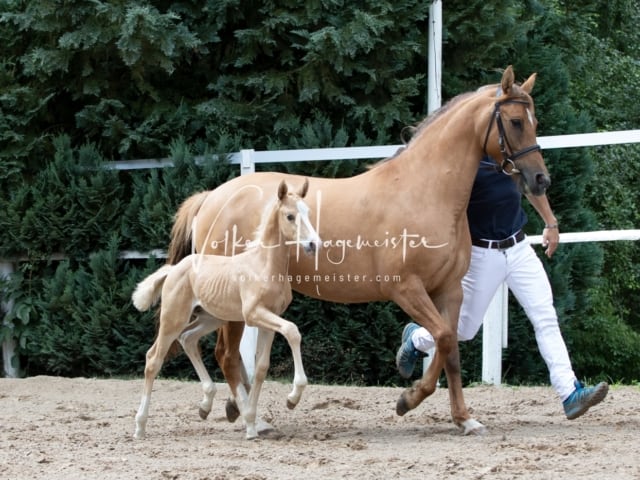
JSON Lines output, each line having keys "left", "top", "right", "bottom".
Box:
{"left": 401, "top": 100, "right": 486, "bottom": 218}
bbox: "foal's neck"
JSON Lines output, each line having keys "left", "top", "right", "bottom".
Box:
{"left": 255, "top": 203, "right": 290, "bottom": 271}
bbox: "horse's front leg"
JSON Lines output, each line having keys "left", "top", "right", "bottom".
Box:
{"left": 217, "top": 324, "right": 275, "bottom": 434}
{"left": 433, "top": 286, "right": 486, "bottom": 435}
{"left": 241, "top": 327, "right": 276, "bottom": 440}
{"left": 249, "top": 307, "right": 308, "bottom": 409}
{"left": 386, "top": 277, "right": 460, "bottom": 409}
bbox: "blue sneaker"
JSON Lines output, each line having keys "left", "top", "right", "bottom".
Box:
{"left": 396, "top": 323, "right": 424, "bottom": 379}
{"left": 563, "top": 380, "right": 609, "bottom": 420}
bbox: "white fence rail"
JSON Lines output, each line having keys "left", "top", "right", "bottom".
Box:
{"left": 2, "top": 130, "right": 639, "bottom": 379}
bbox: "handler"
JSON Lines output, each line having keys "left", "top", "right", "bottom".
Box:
{"left": 396, "top": 156, "right": 608, "bottom": 420}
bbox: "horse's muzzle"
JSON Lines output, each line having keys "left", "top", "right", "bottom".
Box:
{"left": 303, "top": 239, "right": 320, "bottom": 255}
{"left": 520, "top": 171, "right": 551, "bottom": 196}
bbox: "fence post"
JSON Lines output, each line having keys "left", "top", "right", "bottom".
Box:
{"left": 1, "top": 262, "right": 19, "bottom": 378}
{"left": 240, "top": 148, "right": 255, "bottom": 176}
{"left": 238, "top": 149, "right": 258, "bottom": 380}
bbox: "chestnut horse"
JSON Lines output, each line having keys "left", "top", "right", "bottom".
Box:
{"left": 133, "top": 179, "right": 320, "bottom": 439}
{"left": 167, "top": 66, "right": 549, "bottom": 435}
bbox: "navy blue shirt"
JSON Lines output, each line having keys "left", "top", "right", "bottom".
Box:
{"left": 467, "top": 157, "right": 527, "bottom": 240}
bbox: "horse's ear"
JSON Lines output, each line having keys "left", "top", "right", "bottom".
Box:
{"left": 501, "top": 65, "right": 515, "bottom": 94}
{"left": 521, "top": 72, "right": 537, "bottom": 94}
{"left": 299, "top": 178, "right": 309, "bottom": 198}
{"left": 278, "top": 180, "right": 288, "bottom": 200}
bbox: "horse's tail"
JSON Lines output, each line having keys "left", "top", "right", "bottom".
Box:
{"left": 132, "top": 265, "right": 173, "bottom": 311}
{"left": 166, "top": 190, "right": 210, "bottom": 265}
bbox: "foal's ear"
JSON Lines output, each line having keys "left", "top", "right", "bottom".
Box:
{"left": 278, "top": 179, "right": 288, "bottom": 200}
{"left": 521, "top": 72, "right": 537, "bottom": 94}
{"left": 501, "top": 65, "right": 515, "bottom": 94}
{"left": 298, "top": 178, "right": 309, "bottom": 198}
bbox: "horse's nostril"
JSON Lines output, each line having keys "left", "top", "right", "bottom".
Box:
{"left": 536, "top": 173, "right": 550, "bottom": 188}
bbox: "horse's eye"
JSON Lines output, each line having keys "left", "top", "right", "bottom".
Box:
{"left": 286, "top": 214, "right": 295, "bottom": 222}
{"left": 511, "top": 118, "right": 523, "bottom": 129}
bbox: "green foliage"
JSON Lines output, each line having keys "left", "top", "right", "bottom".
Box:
{"left": 1, "top": 0, "right": 638, "bottom": 384}
{"left": 0, "top": 135, "right": 124, "bottom": 259}
{"left": 271, "top": 295, "right": 408, "bottom": 385}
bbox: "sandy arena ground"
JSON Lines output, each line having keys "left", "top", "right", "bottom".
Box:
{"left": 0, "top": 376, "right": 638, "bottom": 479}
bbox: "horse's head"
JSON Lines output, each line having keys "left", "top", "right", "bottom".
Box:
{"left": 277, "top": 178, "right": 321, "bottom": 255}
{"left": 481, "top": 66, "right": 550, "bottom": 196}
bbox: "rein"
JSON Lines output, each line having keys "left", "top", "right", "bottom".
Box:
{"left": 482, "top": 99, "right": 541, "bottom": 175}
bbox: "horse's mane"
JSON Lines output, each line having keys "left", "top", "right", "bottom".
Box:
{"left": 368, "top": 90, "right": 478, "bottom": 170}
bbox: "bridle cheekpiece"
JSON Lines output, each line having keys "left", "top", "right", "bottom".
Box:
{"left": 482, "top": 93, "right": 541, "bottom": 175}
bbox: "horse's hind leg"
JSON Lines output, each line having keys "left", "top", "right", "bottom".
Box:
{"left": 215, "top": 323, "right": 246, "bottom": 422}
{"left": 179, "top": 313, "right": 222, "bottom": 420}
{"left": 443, "top": 336, "right": 486, "bottom": 435}
{"left": 135, "top": 321, "right": 181, "bottom": 439}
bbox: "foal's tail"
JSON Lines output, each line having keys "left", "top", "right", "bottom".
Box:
{"left": 132, "top": 265, "right": 173, "bottom": 311}
{"left": 166, "top": 190, "right": 210, "bottom": 265}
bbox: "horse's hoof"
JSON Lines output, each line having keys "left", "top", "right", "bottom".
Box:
{"left": 286, "top": 399, "right": 297, "bottom": 410}
{"left": 396, "top": 395, "right": 410, "bottom": 416}
{"left": 462, "top": 419, "right": 487, "bottom": 436}
{"left": 198, "top": 407, "right": 210, "bottom": 420}
{"left": 225, "top": 398, "right": 241, "bottom": 423}
{"left": 256, "top": 418, "right": 275, "bottom": 433}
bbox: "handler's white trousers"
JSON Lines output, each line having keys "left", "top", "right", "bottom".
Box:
{"left": 412, "top": 237, "right": 577, "bottom": 401}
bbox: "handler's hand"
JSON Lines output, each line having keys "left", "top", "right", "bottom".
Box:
{"left": 542, "top": 226, "right": 559, "bottom": 258}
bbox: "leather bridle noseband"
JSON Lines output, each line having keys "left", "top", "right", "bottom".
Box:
{"left": 482, "top": 98, "right": 541, "bottom": 175}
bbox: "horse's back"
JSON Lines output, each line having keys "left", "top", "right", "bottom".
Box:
{"left": 187, "top": 169, "right": 471, "bottom": 302}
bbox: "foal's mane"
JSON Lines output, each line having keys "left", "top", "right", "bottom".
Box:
{"left": 248, "top": 197, "right": 281, "bottom": 249}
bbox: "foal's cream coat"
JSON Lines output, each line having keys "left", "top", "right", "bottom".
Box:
{"left": 132, "top": 179, "right": 320, "bottom": 439}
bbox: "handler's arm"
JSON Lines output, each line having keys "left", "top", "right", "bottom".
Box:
{"left": 525, "top": 193, "right": 559, "bottom": 258}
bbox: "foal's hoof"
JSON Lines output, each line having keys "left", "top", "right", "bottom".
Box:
{"left": 225, "top": 398, "right": 241, "bottom": 423}
{"left": 461, "top": 419, "right": 488, "bottom": 436}
{"left": 286, "top": 399, "right": 298, "bottom": 410}
{"left": 396, "top": 395, "right": 410, "bottom": 416}
{"left": 198, "top": 407, "right": 210, "bottom": 420}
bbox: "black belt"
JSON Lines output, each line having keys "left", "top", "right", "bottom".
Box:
{"left": 472, "top": 230, "right": 525, "bottom": 250}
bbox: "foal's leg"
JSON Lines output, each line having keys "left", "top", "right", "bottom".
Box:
{"left": 178, "top": 313, "right": 223, "bottom": 420}
{"left": 134, "top": 311, "right": 190, "bottom": 439}
{"left": 237, "top": 327, "right": 276, "bottom": 439}
{"left": 217, "top": 324, "right": 275, "bottom": 434}
{"left": 247, "top": 307, "right": 308, "bottom": 409}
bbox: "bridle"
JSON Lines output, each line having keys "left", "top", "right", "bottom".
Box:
{"left": 482, "top": 97, "right": 541, "bottom": 175}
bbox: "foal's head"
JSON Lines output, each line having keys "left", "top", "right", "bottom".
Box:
{"left": 276, "top": 178, "right": 320, "bottom": 255}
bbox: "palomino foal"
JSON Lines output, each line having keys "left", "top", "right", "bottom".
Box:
{"left": 132, "top": 178, "right": 320, "bottom": 439}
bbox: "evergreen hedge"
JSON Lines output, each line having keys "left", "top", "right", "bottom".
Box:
{"left": 1, "top": 0, "right": 639, "bottom": 385}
